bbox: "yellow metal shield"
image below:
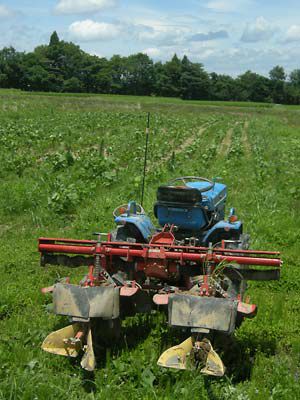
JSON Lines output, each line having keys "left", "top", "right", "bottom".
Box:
{"left": 157, "top": 337, "right": 193, "bottom": 370}
{"left": 41, "top": 323, "right": 82, "bottom": 357}
{"left": 80, "top": 327, "right": 96, "bottom": 371}
{"left": 157, "top": 337, "right": 225, "bottom": 377}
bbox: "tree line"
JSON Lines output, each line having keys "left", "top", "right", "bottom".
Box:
{"left": 1, "top": 31, "right": 300, "bottom": 104}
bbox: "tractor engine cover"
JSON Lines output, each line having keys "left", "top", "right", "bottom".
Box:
{"left": 53, "top": 283, "right": 120, "bottom": 319}
{"left": 168, "top": 294, "right": 238, "bottom": 334}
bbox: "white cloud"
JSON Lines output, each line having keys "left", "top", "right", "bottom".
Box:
{"left": 182, "top": 40, "right": 219, "bottom": 61}
{"left": 55, "top": 0, "right": 117, "bottom": 15}
{"left": 206, "top": 0, "right": 252, "bottom": 13}
{"left": 91, "top": 51, "right": 105, "bottom": 58}
{"left": 241, "top": 17, "right": 277, "bottom": 43}
{"left": 193, "top": 48, "right": 216, "bottom": 59}
{"left": 0, "top": 4, "right": 13, "bottom": 18}
{"left": 69, "top": 19, "right": 120, "bottom": 41}
{"left": 285, "top": 25, "right": 300, "bottom": 42}
{"left": 140, "top": 40, "right": 220, "bottom": 63}
{"left": 136, "top": 21, "right": 189, "bottom": 46}
{"left": 190, "top": 30, "right": 229, "bottom": 41}
{"left": 142, "top": 47, "right": 162, "bottom": 58}
{"left": 202, "top": 46, "right": 287, "bottom": 75}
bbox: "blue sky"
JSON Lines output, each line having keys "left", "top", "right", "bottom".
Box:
{"left": 1, "top": 0, "right": 300, "bottom": 76}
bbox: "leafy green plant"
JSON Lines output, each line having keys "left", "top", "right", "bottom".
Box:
{"left": 48, "top": 180, "right": 80, "bottom": 214}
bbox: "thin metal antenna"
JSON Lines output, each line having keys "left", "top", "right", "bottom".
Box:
{"left": 141, "top": 112, "right": 150, "bottom": 206}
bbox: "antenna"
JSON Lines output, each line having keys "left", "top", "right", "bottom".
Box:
{"left": 140, "top": 112, "right": 150, "bottom": 206}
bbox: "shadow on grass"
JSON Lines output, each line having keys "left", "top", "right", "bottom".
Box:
{"left": 216, "top": 332, "right": 277, "bottom": 383}
{"left": 201, "top": 334, "right": 277, "bottom": 400}
{"left": 98, "top": 314, "right": 158, "bottom": 356}
{"left": 81, "top": 370, "right": 97, "bottom": 393}
{"left": 77, "top": 313, "right": 157, "bottom": 394}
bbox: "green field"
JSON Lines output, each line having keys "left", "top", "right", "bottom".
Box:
{"left": 0, "top": 91, "right": 299, "bottom": 400}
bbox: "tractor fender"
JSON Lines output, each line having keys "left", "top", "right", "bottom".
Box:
{"left": 202, "top": 220, "right": 243, "bottom": 246}
{"left": 114, "top": 214, "right": 156, "bottom": 242}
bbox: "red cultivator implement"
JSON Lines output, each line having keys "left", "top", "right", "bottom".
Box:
{"left": 39, "top": 177, "right": 282, "bottom": 375}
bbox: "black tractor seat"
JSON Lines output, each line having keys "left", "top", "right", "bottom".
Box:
{"left": 156, "top": 185, "right": 202, "bottom": 206}
{"left": 154, "top": 186, "right": 205, "bottom": 220}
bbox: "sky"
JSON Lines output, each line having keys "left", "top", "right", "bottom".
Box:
{"left": 1, "top": 0, "right": 300, "bottom": 76}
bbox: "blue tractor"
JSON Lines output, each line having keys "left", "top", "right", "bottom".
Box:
{"left": 113, "top": 176, "right": 245, "bottom": 248}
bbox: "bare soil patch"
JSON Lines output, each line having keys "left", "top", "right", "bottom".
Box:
{"left": 241, "top": 120, "right": 251, "bottom": 157}
{"left": 219, "top": 127, "right": 233, "bottom": 156}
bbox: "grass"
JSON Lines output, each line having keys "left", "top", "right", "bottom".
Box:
{"left": 0, "top": 92, "right": 299, "bottom": 399}
{"left": 0, "top": 88, "right": 276, "bottom": 108}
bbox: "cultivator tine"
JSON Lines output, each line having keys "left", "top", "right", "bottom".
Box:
{"left": 157, "top": 337, "right": 225, "bottom": 377}
{"left": 41, "top": 323, "right": 83, "bottom": 357}
{"left": 80, "top": 326, "right": 96, "bottom": 371}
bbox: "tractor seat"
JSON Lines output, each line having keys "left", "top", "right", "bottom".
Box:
{"left": 154, "top": 186, "right": 208, "bottom": 231}
{"left": 156, "top": 186, "right": 202, "bottom": 206}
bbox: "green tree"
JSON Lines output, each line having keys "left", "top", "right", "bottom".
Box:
{"left": 236, "top": 71, "right": 271, "bottom": 102}
{"left": 209, "top": 73, "right": 238, "bottom": 101}
{"left": 79, "top": 55, "right": 109, "bottom": 92}
{"left": 154, "top": 54, "right": 182, "bottom": 97}
{"left": 269, "top": 65, "right": 286, "bottom": 103}
{"left": 289, "top": 69, "right": 300, "bottom": 87}
{"left": 122, "top": 53, "right": 154, "bottom": 95}
{"left": 22, "top": 44, "right": 62, "bottom": 91}
{"left": 62, "top": 77, "right": 83, "bottom": 92}
{"left": 94, "top": 68, "right": 112, "bottom": 93}
{"left": 109, "top": 55, "right": 126, "bottom": 94}
{"left": 23, "top": 65, "right": 52, "bottom": 91}
{"left": 269, "top": 65, "right": 286, "bottom": 81}
{"left": 49, "top": 31, "right": 60, "bottom": 47}
{"left": 285, "top": 83, "right": 300, "bottom": 104}
{"left": 0, "top": 47, "right": 24, "bottom": 88}
{"left": 285, "top": 69, "right": 300, "bottom": 104}
{"left": 180, "top": 55, "right": 210, "bottom": 100}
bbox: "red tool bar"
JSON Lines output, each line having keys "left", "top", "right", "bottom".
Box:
{"left": 39, "top": 237, "right": 96, "bottom": 246}
{"left": 40, "top": 243, "right": 95, "bottom": 255}
{"left": 38, "top": 237, "right": 280, "bottom": 256}
{"left": 99, "top": 247, "right": 282, "bottom": 267}
{"left": 104, "top": 242, "right": 280, "bottom": 256}
{"left": 39, "top": 242, "right": 282, "bottom": 267}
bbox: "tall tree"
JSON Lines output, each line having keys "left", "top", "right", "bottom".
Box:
{"left": 122, "top": 53, "right": 154, "bottom": 95}
{"left": 49, "top": 31, "right": 60, "bottom": 47}
{"left": 269, "top": 65, "right": 286, "bottom": 103}
{"left": 237, "top": 71, "right": 271, "bottom": 102}
{"left": 289, "top": 69, "right": 300, "bottom": 87}
{"left": 269, "top": 65, "right": 286, "bottom": 81}
{"left": 0, "top": 47, "right": 24, "bottom": 88}
{"left": 209, "top": 73, "right": 238, "bottom": 101}
{"left": 155, "top": 54, "right": 182, "bottom": 97}
{"left": 285, "top": 69, "right": 300, "bottom": 104}
{"left": 23, "top": 65, "right": 52, "bottom": 91}
{"left": 109, "top": 55, "right": 126, "bottom": 94}
{"left": 180, "top": 55, "right": 210, "bottom": 100}
{"left": 62, "top": 77, "right": 83, "bottom": 93}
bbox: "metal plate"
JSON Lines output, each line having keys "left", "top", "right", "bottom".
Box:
{"left": 168, "top": 294, "right": 237, "bottom": 334}
{"left": 53, "top": 283, "right": 120, "bottom": 319}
